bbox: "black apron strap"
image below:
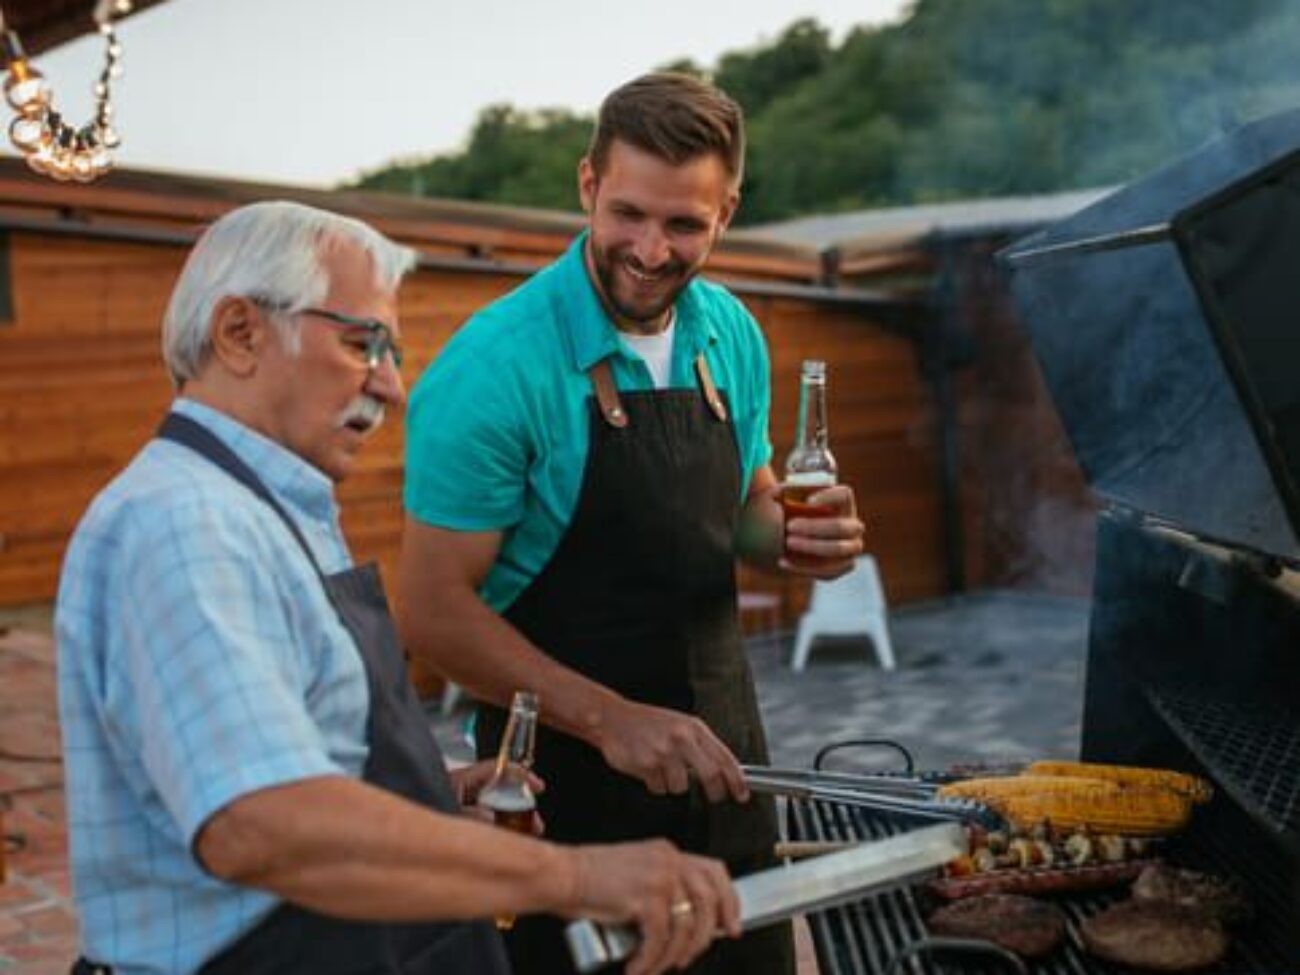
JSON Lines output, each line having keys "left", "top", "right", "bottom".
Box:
{"left": 158, "top": 412, "right": 329, "bottom": 579}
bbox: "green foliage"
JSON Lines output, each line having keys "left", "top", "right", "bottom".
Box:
{"left": 356, "top": 105, "right": 590, "bottom": 211}
{"left": 351, "top": 0, "right": 1300, "bottom": 225}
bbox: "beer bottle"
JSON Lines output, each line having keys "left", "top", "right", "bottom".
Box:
{"left": 479, "top": 690, "right": 539, "bottom": 930}
{"left": 781, "top": 359, "right": 838, "bottom": 566}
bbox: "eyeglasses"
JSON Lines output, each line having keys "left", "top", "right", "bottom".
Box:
{"left": 251, "top": 296, "right": 403, "bottom": 369}
{"left": 299, "top": 307, "right": 404, "bottom": 369}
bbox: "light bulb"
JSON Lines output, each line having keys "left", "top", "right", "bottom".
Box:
{"left": 9, "top": 115, "right": 47, "bottom": 153}
{"left": 47, "top": 147, "right": 76, "bottom": 181}
{"left": 5, "top": 69, "right": 51, "bottom": 116}
{"left": 71, "top": 153, "right": 97, "bottom": 182}
{"left": 89, "top": 147, "right": 112, "bottom": 176}
{"left": 26, "top": 143, "right": 54, "bottom": 175}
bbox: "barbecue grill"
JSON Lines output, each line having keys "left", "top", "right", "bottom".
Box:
{"left": 791, "top": 108, "right": 1300, "bottom": 973}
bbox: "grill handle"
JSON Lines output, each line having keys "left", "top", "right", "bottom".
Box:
{"left": 814, "top": 737, "right": 915, "bottom": 773}
{"left": 884, "top": 936, "right": 1029, "bottom": 975}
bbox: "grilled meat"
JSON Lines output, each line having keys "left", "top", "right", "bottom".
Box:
{"left": 1132, "top": 864, "right": 1253, "bottom": 924}
{"left": 930, "top": 858, "right": 1152, "bottom": 899}
{"left": 928, "top": 894, "right": 1066, "bottom": 959}
{"left": 1081, "top": 900, "right": 1229, "bottom": 972}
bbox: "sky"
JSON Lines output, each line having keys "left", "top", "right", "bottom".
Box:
{"left": 21, "top": 0, "right": 911, "bottom": 188}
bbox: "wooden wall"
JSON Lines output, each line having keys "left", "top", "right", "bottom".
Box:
{"left": 0, "top": 234, "right": 183, "bottom": 603}
{"left": 0, "top": 230, "right": 945, "bottom": 628}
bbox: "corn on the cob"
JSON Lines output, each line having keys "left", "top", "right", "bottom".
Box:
{"left": 938, "top": 775, "right": 1192, "bottom": 836}
{"left": 1024, "top": 760, "right": 1214, "bottom": 804}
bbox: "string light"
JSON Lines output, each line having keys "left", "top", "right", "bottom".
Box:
{"left": 1, "top": 0, "right": 130, "bottom": 183}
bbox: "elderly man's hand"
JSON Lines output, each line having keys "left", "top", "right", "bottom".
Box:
{"left": 447, "top": 760, "right": 546, "bottom": 835}
{"left": 779, "top": 483, "right": 865, "bottom": 579}
{"left": 596, "top": 699, "right": 749, "bottom": 804}
{"left": 566, "top": 840, "right": 741, "bottom": 975}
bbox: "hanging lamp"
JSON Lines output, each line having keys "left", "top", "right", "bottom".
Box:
{"left": 1, "top": 0, "right": 131, "bottom": 183}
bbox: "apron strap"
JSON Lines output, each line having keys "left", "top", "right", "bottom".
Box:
{"left": 587, "top": 353, "right": 729, "bottom": 427}
{"left": 694, "top": 354, "right": 728, "bottom": 423}
{"left": 589, "top": 359, "right": 628, "bottom": 428}
{"left": 157, "top": 412, "right": 329, "bottom": 582}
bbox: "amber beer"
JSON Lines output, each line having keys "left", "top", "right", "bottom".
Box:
{"left": 481, "top": 691, "right": 539, "bottom": 930}
{"left": 782, "top": 360, "right": 838, "bottom": 566}
{"left": 480, "top": 784, "right": 536, "bottom": 835}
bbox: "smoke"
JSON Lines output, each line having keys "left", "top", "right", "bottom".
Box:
{"left": 885, "top": 0, "right": 1300, "bottom": 203}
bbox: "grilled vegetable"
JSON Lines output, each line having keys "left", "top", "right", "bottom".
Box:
{"left": 937, "top": 775, "right": 1193, "bottom": 836}
{"left": 1064, "top": 832, "right": 1093, "bottom": 865}
{"left": 1096, "top": 834, "right": 1128, "bottom": 862}
{"left": 1025, "top": 760, "right": 1214, "bottom": 804}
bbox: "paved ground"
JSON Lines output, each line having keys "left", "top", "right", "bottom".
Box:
{"left": 433, "top": 591, "right": 1090, "bottom": 771}
{"left": 0, "top": 592, "right": 1089, "bottom": 973}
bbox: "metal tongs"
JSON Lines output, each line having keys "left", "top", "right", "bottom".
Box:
{"left": 566, "top": 822, "right": 967, "bottom": 972}
{"left": 742, "top": 764, "right": 1006, "bottom": 830}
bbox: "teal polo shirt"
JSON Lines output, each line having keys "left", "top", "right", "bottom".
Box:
{"left": 404, "top": 233, "right": 773, "bottom": 613}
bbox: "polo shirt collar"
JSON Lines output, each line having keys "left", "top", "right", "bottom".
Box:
{"left": 170, "top": 397, "right": 340, "bottom": 524}
{"left": 555, "top": 231, "right": 719, "bottom": 373}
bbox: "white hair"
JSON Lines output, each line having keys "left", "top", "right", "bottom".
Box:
{"left": 162, "top": 200, "right": 417, "bottom": 386}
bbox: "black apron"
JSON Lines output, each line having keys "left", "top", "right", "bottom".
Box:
{"left": 476, "top": 357, "right": 795, "bottom": 975}
{"left": 74, "top": 412, "right": 510, "bottom": 975}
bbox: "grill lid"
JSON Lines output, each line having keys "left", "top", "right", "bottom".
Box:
{"left": 1002, "top": 108, "right": 1300, "bottom": 562}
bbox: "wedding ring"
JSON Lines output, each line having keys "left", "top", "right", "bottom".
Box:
{"left": 669, "top": 899, "right": 694, "bottom": 919}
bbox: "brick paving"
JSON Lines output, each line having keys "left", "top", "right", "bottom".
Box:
{"left": 0, "top": 592, "right": 1089, "bottom": 973}
{"left": 0, "top": 614, "right": 72, "bottom": 975}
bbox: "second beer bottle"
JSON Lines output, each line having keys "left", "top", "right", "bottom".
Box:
{"left": 478, "top": 690, "right": 539, "bottom": 930}
{"left": 781, "top": 358, "right": 838, "bottom": 566}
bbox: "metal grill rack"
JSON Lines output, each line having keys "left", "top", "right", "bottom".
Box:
{"left": 1148, "top": 686, "right": 1300, "bottom": 834}
{"left": 787, "top": 795, "right": 1286, "bottom": 974}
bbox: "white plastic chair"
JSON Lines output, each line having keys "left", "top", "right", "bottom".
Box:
{"left": 791, "top": 555, "right": 896, "bottom": 672}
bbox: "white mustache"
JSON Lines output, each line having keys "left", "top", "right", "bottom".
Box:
{"left": 335, "top": 395, "right": 385, "bottom": 434}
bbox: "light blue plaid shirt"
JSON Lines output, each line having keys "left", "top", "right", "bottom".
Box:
{"left": 56, "top": 398, "right": 372, "bottom": 975}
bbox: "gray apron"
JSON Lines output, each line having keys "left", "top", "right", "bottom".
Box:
{"left": 73, "top": 412, "right": 511, "bottom": 975}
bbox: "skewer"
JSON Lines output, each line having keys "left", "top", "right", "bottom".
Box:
{"left": 774, "top": 840, "right": 857, "bottom": 860}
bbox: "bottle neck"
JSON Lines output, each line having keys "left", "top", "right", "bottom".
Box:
{"left": 496, "top": 701, "right": 538, "bottom": 772}
{"left": 795, "top": 376, "right": 829, "bottom": 451}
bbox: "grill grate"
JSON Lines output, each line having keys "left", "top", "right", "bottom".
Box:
{"left": 1147, "top": 686, "right": 1300, "bottom": 834}
{"left": 788, "top": 796, "right": 1287, "bottom": 975}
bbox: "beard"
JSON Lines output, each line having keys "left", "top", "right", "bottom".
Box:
{"left": 588, "top": 237, "right": 698, "bottom": 330}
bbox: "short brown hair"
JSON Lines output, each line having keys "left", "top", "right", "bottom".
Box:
{"left": 588, "top": 72, "right": 745, "bottom": 184}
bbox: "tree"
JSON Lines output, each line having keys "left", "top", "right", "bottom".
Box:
{"left": 350, "top": 0, "right": 1300, "bottom": 224}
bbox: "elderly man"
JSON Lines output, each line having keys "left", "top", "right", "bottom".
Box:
{"left": 56, "top": 201, "right": 738, "bottom": 975}
{"left": 399, "top": 73, "right": 865, "bottom": 975}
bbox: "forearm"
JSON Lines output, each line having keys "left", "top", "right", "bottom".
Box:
{"left": 200, "top": 776, "right": 577, "bottom": 922}
{"left": 400, "top": 584, "right": 624, "bottom": 748}
{"left": 735, "top": 481, "right": 784, "bottom": 571}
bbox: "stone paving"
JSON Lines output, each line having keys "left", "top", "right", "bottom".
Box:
{"left": 0, "top": 592, "right": 1089, "bottom": 973}
{"left": 749, "top": 590, "right": 1089, "bottom": 771}
{"left": 432, "top": 591, "right": 1090, "bottom": 771}
{"left": 0, "top": 611, "right": 72, "bottom": 975}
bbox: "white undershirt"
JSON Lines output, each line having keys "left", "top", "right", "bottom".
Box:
{"left": 621, "top": 312, "right": 676, "bottom": 389}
